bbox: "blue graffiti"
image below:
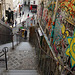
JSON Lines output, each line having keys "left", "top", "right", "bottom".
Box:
{"left": 53, "top": 17, "right": 62, "bottom": 43}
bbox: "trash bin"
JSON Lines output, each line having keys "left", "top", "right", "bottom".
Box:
{"left": 21, "top": 29, "right": 25, "bottom": 38}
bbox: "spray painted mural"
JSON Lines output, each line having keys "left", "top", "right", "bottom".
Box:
{"left": 51, "top": 0, "right": 75, "bottom": 71}
{"left": 38, "top": 0, "right": 75, "bottom": 71}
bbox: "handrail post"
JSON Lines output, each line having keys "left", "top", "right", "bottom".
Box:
{"left": 17, "top": 34, "right": 18, "bottom": 45}
{"left": 16, "top": 33, "right": 19, "bottom": 45}
{"left": 5, "top": 48, "right": 8, "bottom": 70}
{"left": 12, "top": 33, "right": 14, "bottom": 49}
{"left": 18, "top": 35, "right": 20, "bottom": 44}
{"left": 18, "top": 34, "right": 19, "bottom": 44}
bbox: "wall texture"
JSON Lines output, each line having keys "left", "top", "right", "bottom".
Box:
{"left": 0, "top": 20, "right": 12, "bottom": 45}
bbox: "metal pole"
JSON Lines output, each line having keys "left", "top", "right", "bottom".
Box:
{"left": 17, "top": 34, "right": 18, "bottom": 45}
{"left": 18, "top": 34, "right": 20, "bottom": 44}
{"left": 16, "top": 33, "right": 19, "bottom": 45}
{"left": 5, "top": 49, "right": 8, "bottom": 70}
{"left": 12, "top": 33, "right": 14, "bottom": 49}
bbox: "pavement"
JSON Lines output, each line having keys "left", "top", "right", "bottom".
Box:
{"left": 7, "top": 42, "right": 38, "bottom": 70}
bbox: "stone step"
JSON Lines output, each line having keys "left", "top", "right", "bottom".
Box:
{"left": 3, "top": 70, "right": 39, "bottom": 75}
{"left": 4, "top": 70, "right": 37, "bottom": 73}
{"left": 3, "top": 73, "right": 38, "bottom": 75}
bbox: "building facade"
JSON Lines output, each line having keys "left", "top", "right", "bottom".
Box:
{"left": 5, "top": 0, "right": 13, "bottom": 11}
{"left": 0, "top": 0, "right": 2, "bottom": 19}
{"left": 29, "top": 0, "right": 38, "bottom": 13}
{"left": 0, "top": 0, "right": 13, "bottom": 20}
{"left": 30, "top": 0, "right": 38, "bottom": 5}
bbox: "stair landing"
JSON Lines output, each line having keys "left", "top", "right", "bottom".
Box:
{"left": 3, "top": 70, "right": 40, "bottom": 75}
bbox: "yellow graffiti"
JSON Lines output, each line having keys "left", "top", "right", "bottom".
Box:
{"left": 66, "top": 31, "right": 75, "bottom": 68}
{"left": 61, "top": 24, "right": 65, "bottom": 34}
{"left": 66, "top": 31, "right": 69, "bottom": 37}
{"left": 61, "top": 24, "right": 69, "bottom": 38}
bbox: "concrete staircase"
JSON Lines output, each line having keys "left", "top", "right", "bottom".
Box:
{"left": 2, "top": 70, "right": 40, "bottom": 75}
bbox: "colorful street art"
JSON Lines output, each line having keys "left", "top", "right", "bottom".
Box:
{"left": 66, "top": 30, "right": 75, "bottom": 68}
{"left": 47, "top": 0, "right": 75, "bottom": 69}
{"left": 38, "top": 0, "right": 75, "bottom": 71}
{"left": 43, "top": 8, "right": 48, "bottom": 23}
{"left": 53, "top": 0, "right": 75, "bottom": 68}
{"left": 53, "top": 17, "right": 62, "bottom": 43}
{"left": 59, "top": 0, "right": 75, "bottom": 20}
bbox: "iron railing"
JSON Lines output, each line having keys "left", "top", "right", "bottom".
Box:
{"left": 0, "top": 47, "right": 8, "bottom": 70}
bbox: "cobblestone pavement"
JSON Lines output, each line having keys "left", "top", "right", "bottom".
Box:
{"left": 7, "top": 42, "right": 38, "bottom": 70}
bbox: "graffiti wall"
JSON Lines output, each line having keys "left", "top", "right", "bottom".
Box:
{"left": 38, "top": 0, "right": 75, "bottom": 71}
{"left": 53, "top": 0, "right": 75, "bottom": 70}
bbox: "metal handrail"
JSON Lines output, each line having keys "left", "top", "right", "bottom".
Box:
{"left": 35, "top": 30, "right": 74, "bottom": 75}
{"left": 0, "top": 53, "right": 5, "bottom": 58}
{"left": 0, "top": 47, "right": 8, "bottom": 70}
{"left": 35, "top": 30, "right": 57, "bottom": 61}
{"left": 0, "top": 51, "right": 3, "bottom": 54}
{"left": 0, "top": 47, "right": 8, "bottom": 57}
{"left": 40, "top": 25, "right": 56, "bottom": 58}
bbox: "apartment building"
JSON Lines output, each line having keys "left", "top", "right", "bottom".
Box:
{"left": 0, "top": 0, "right": 13, "bottom": 19}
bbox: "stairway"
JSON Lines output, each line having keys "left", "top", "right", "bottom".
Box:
{"left": 2, "top": 70, "right": 40, "bottom": 75}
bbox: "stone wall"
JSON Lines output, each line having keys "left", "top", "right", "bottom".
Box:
{"left": 0, "top": 20, "right": 12, "bottom": 45}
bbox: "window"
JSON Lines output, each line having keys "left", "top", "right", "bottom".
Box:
{"left": 34, "top": 1, "right": 35, "bottom": 4}
{"left": 32, "top": 5, "right": 37, "bottom": 8}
